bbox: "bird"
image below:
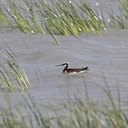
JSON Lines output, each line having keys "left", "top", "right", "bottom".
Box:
{"left": 56, "top": 63, "right": 88, "bottom": 74}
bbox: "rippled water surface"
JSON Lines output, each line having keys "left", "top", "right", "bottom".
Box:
{"left": 0, "top": 29, "right": 128, "bottom": 108}
{"left": 0, "top": 0, "right": 128, "bottom": 112}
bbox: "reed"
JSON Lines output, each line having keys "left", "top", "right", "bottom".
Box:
{"left": 0, "top": 48, "right": 30, "bottom": 91}
{"left": 0, "top": 79, "right": 128, "bottom": 128}
{"left": 0, "top": 94, "right": 51, "bottom": 128}
{"left": 118, "top": 0, "right": 128, "bottom": 28}
{"left": 0, "top": 6, "right": 9, "bottom": 28}
{"left": 102, "top": 0, "right": 128, "bottom": 28}
{"left": 0, "top": 0, "right": 128, "bottom": 32}
{"left": 0, "top": 0, "right": 128, "bottom": 44}
{"left": 0, "top": 0, "right": 106, "bottom": 44}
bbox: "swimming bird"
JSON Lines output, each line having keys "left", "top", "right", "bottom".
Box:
{"left": 56, "top": 63, "right": 88, "bottom": 74}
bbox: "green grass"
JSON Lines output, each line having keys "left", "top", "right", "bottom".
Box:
{"left": 0, "top": 80, "right": 128, "bottom": 128}
{"left": 117, "top": 0, "right": 128, "bottom": 28}
{"left": 0, "top": 48, "right": 30, "bottom": 91}
{"left": 0, "top": 0, "right": 106, "bottom": 44}
{"left": 0, "top": 58, "right": 125, "bottom": 128}
{"left": 94, "top": 0, "right": 128, "bottom": 29}
{"left": 0, "top": 6, "right": 9, "bottom": 28}
{"left": 0, "top": 0, "right": 128, "bottom": 43}
{"left": 0, "top": 0, "right": 128, "bottom": 34}
{"left": 0, "top": 0, "right": 128, "bottom": 127}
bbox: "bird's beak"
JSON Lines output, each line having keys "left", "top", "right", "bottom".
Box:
{"left": 56, "top": 64, "right": 64, "bottom": 67}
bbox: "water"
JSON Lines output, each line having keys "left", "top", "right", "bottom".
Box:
{"left": 0, "top": 0, "right": 127, "bottom": 114}
{"left": 0, "top": 29, "right": 128, "bottom": 108}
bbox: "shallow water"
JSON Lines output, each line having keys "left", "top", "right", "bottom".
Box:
{"left": 0, "top": 29, "right": 128, "bottom": 108}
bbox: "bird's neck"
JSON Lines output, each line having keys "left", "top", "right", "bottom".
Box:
{"left": 63, "top": 64, "right": 68, "bottom": 72}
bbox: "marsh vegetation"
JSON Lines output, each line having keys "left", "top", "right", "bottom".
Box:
{"left": 0, "top": 0, "right": 128, "bottom": 127}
